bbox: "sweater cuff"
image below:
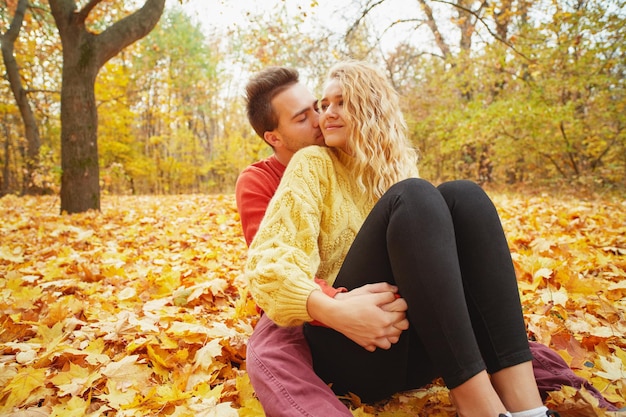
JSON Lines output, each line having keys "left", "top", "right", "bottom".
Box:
{"left": 310, "top": 278, "right": 347, "bottom": 327}
{"left": 314, "top": 277, "right": 347, "bottom": 298}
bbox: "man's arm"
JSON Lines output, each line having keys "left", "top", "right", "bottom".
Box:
{"left": 235, "top": 167, "right": 278, "bottom": 246}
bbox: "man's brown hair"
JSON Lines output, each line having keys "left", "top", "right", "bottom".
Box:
{"left": 245, "top": 67, "right": 299, "bottom": 140}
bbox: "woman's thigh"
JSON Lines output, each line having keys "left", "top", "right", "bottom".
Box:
{"left": 303, "top": 322, "right": 433, "bottom": 403}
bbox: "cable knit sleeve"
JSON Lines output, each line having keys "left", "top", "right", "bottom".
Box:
{"left": 245, "top": 147, "right": 332, "bottom": 326}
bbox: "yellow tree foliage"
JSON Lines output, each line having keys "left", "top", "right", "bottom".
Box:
{"left": 0, "top": 192, "right": 624, "bottom": 416}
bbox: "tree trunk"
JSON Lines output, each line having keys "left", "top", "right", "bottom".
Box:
{"left": 2, "top": 120, "right": 12, "bottom": 195}
{"left": 418, "top": 0, "right": 451, "bottom": 59}
{"left": 1, "top": 0, "right": 42, "bottom": 195}
{"left": 49, "top": 0, "right": 165, "bottom": 214}
{"left": 457, "top": 0, "right": 475, "bottom": 52}
{"left": 59, "top": 41, "right": 101, "bottom": 213}
{"left": 455, "top": 0, "right": 488, "bottom": 52}
{"left": 494, "top": 0, "right": 514, "bottom": 40}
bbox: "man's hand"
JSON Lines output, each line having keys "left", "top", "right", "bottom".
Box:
{"left": 307, "top": 283, "right": 409, "bottom": 352}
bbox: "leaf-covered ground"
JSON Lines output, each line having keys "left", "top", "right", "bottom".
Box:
{"left": 1, "top": 192, "right": 624, "bottom": 417}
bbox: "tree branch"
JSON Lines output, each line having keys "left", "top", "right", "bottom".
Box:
{"left": 346, "top": 0, "right": 386, "bottom": 40}
{"left": 590, "top": 134, "right": 620, "bottom": 171}
{"left": 373, "top": 18, "right": 427, "bottom": 54}
{"left": 26, "top": 88, "right": 61, "bottom": 95}
{"left": 76, "top": 0, "right": 102, "bottom": 24}
{"left": 559, "top": 120, "right": 580, "bottom": 176}
{"left": 539, "top": 150, "right": 569, "bottom": 179}
{"left": 95, "top": 0, "right": 165, "bottom": 68}
{"left": 2, "top": 0, "right": 28, "bottom": 42}
{"left": 383, "top": 18, "right": 426, "bottom": 35}
{"left": 431, "top": 0, "right": 533, "bottom": 62}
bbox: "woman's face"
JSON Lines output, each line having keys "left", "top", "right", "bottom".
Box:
{"left": 319, "top": 78, "right": 349, "bottom": 152}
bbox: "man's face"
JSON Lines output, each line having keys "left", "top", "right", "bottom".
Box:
{"left": 268, "top": 83, "right": 324, "bottom": 162}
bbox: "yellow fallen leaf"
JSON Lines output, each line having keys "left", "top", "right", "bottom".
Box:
{"left": 0, "top": 363, "right": 18, "bottom": 387}
{"left": 101, "top": 354, "right": 152, "bottom": 391}
{"left": 540, "top": 285, "right": 569, "bottom": 307}
{"left": 193, "top": 339, "right": 223, "bottom": 370}
{"left": 189, "top": 399, "right": 238, "bottom": 417}
{"left": 35, "top": 322, "right": 66, "bottom": 351}
{"left": 595, "top": 354, "right": 626, "bottom": 381}
{"left": 49, "top": 395, "right": 89, "bottom": 417}
{"left": 0, "top": 367, "right": 46, "bottom": 411}
{"left": 15, "top": 349, "right": 37, "bottom": 364}
{"left": 0, "top": 246, "right": 24, "bottom": 263}
{"left": 50, "top": 362, "right": 101, "bottom": 397}
{"left": 98, "top": 378, "right": 139, "bottom": 409}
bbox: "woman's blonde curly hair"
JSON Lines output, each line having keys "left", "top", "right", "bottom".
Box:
{"left": 327, "top": 61, "right": 419, "bottom": 203}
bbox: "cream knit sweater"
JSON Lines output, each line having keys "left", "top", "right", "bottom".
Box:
{"left": 245, "top": 146, "right": 374, "bottom": 326}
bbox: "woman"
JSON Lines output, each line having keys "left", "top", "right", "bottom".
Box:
{"left": 245, "top": 61, "right": 557, "bottom": 417}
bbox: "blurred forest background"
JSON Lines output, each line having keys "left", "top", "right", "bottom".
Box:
{"left": 1, "top": 0, "right": 624, "bottom": 206}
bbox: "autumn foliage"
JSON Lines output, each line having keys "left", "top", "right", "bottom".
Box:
{"left": 0, "top": 192, "right": 624, "bottom": 416}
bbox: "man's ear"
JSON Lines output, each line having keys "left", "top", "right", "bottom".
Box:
{"left": 264, "top": 131, "right": 282, "bottom": 148}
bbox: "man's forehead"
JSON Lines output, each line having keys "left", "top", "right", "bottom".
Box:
{"left": 274, "top": 83, "right": 316, "bottom": 118}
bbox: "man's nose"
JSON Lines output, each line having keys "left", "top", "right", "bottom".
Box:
{"left": 313, "top": 111, "right": 320, "bottom": 126}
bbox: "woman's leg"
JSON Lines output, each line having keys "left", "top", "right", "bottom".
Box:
{"left": 376, "top": 179, "right": 492, "bottom": 387}
{"left": 491, "top": 362, "right": 544, "bottom": 412}
{"left": 437, "top": 180, "right": 531, "bottom": 371}
{"left": 437, "top": 181, "right": 542, "bottom": 411}
{"left": 305, "top": 178, "right": 487, "bottom": 400}
{"left": 305, "top": 178, "right": 539, "bottom": 414}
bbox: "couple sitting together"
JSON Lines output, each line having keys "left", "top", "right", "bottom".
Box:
{"left": 234, "top": 61, "right": 617, "bottom": 417}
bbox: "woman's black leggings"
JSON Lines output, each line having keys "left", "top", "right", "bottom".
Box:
{"left": 303, "top": 179, "right": 532, "bottom": 403}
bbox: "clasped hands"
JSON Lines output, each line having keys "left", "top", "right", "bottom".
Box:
{"left": 307, "top": 282, "right": 409, "bottom": 352}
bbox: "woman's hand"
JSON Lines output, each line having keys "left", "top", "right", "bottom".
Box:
{"left": 307, "top": 283, "right": 409, "bottom": 352}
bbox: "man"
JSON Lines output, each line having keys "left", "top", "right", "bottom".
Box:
{"left": 235, "top": 66, "right": 355, "bottom": 416}
{"left": 235, "top": 67, "right": 617, "bottom": 417}
{"left": 236, "top": 67, "right": 325, "bottom": 246}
